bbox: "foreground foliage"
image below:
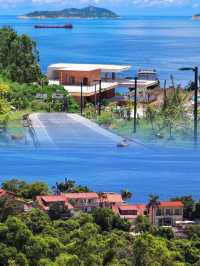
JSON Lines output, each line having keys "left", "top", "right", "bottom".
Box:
{"left": 0, "top": 179, "right": 200, "bottom": 265}
{"left": 0, "top": 208, "right": 199, "bottom": 266}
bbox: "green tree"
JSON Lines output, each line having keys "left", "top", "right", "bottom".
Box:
{"left": 121, "top": 189, "right": 132, "bottom": 201}
{"left": 93, "top": 208, "right": 131, "bottom": 232}
{"left": 55, "top": 254, "right": 80, "bottom": 266}
{"left": 134, "top": 215, "right": 152, "bottom": 233}
{"left": 0, "top": 27, "right": 41, "bottom": 83}
{"left": 2, "top": 178, "right": 49, "bottom": 199}
{"left": 132, "top": 234, "right": 181, "bottom": 266}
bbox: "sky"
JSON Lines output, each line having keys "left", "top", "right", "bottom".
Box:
{"left": 0, "top": 0, "right": 200, "bottom": 15}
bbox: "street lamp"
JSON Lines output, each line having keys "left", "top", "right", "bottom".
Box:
{"left": 179, "top": 67, "right": 198, "bottom": 144}
{"left": 93, "top": 79, "right": 102, "bottom": 116}
{"left": 80, "top": 81, "right": 83, "bottom": 115}
{"left": 133, "top": 77, "right": 138, "bottom": 133}
{"left": 129, "top": 77, "right": 138, "bottom": 134}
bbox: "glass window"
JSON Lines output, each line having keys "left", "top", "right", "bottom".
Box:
{"left": 156, "top": 209, "right": 162, "bottom": 216}
{"left": 165, "top": 209, "right": 173, "bottom": 216}
{"left": 174, "top": 208, "right": 182, "bottom": 215}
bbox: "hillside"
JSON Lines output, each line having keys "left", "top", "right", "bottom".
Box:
{"left": 19, "top": 6, "right": 119, "bottom": 19}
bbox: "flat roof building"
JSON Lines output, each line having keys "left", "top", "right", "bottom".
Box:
{"left": 47, "top": 63, "right": 159, "bottom": 105}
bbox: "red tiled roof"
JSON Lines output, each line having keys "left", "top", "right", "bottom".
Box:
{"left": 159, "top": 201, "right": 183, "bottom": 208}
{"left": 64, "top": 192, "right": 98, "bottom": 200}
{"left": 101, "top": 193, "right": 123, "bottom": 203}
{"left": 0, "top": 189, "right": 6, "bottom": 197}
{"left": 0, "top": 188, "right": 15, "bottom": 198}
{"left": 36, "top": 195, "right": 74, "bottom": 211}
{"left": 39, "top": 195, "right": 67, "bottom": 203}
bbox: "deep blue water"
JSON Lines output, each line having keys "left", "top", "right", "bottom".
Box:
{"left": 0, "top": 16, "right": 200, "bottom": 202}
{"left": 1, "top": 15, "right": 200, "bottom": 84}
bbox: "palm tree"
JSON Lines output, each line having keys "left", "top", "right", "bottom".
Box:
{"left": 52, "top": 178, "right": 76, "bottom": 195}
{"left": 121, "top": 189, "right": 132, "bottom": 201}
{"left": 98, "top": 192, "right": 108, "bottom": 208}
{"left": 147, "top": 195, "right": 160, "bottom": 225}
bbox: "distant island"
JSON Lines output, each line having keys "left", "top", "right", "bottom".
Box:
{"left": 192, "top": 14, "right": 200, "bottom": 20}
{"left": 18, "top": 6, "right": 119, "bottom": 19}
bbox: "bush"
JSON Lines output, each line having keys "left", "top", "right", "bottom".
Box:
{"left": 31, "top": 100, "right": 49, "bottom": 112}
{"left": 97, "top": 111, "right": 113, "bottom": 126}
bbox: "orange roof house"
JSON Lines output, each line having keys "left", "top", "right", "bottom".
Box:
{"left": 149, "top": 201, "right": 184, "bottom": 226}
{"left": 63, "top": 192, "right": 99, "bottom": 212}
{"left": 36, "top": 195, "right": 74, "bottom": 212}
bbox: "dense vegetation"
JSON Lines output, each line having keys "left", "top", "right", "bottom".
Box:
{"left": 0, "top": 178, "right": 200, "bottom": 265}
{"left": 0, "top": 205, "right": 200, "bottom": 265}
{"left": 0, "top": 27, "right": 41, "bottom": 83}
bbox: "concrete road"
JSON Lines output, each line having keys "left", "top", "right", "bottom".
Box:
{"left": 29, "top": 113, "right": 128, "bottom": 148}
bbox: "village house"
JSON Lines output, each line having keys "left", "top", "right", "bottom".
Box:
{"left": 63, "top": 192, "right": 99, "bottom": 212}
{"left": 100, "top": 192, "right": 123, "bottom": 208}
{"left": 0, "top": 188, "right": 33, "bottom": 212}
{"left": 148, "top": 201, "right": 184, "bottom": 226}
{"left": 63, "top": 192, "right": 123, "bottom": 212}
{"left": 36, "top": 195, "right": 74, "bottom": 216}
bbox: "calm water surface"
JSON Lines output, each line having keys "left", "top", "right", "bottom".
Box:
{"left": 1, "top": 15, "right": 200, "bottom": 84}
{"left": 0, "top": 16, "right": 200, "bottom": 201}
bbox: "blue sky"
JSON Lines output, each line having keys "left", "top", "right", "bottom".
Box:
{"left": 0, "top": 0, "right": 200, "bottom": 15}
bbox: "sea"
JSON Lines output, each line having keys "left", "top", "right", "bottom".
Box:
{"left": 1, "top": 15, "right": 200, "bottom": 84}
{"left": 0, "top": 15, "right": 200, "bottom": 202}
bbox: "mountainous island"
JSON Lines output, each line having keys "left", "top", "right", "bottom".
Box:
{"left": 18, "top": 6, "right": 119, "bottom": 19}
{"left": 192, "top": 14, "right": 200, "bottom": 20}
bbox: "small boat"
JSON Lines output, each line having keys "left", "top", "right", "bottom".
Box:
{"left": 117, "top": 139, "right": 129, "bottom": 148}
{"left": 34, "top": 24, "right": 73, "bottom": 29}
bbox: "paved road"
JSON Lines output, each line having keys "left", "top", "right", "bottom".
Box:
{"left": 29, "top": 113, "right": 135, "bottom": 148}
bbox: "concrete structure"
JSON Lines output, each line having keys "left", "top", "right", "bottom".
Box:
{"left": 47, "top": 63, "right": 159, "bottom": 105}
{"left": 149, "top": 201, "right": 184, "bottom": 226}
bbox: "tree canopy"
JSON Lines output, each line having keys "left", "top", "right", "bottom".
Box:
{"left": 0, "top": 27, "right": 41, "bottom": 83}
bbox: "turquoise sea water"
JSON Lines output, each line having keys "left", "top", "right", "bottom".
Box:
{"left": 0, "top": 16, "right": 200, "bottom": 202}
{"left": 1, "top": 15, "right": 200, "bottom": 84}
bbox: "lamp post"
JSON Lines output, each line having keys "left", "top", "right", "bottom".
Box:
{"left": 133, "top": 77, "right": 138, "bottom": 133}
{"left": 94, "top": 79, "right": 102, "bottom": 116}
{"left": 80, "top": 81, "right": 83, "bottom": 115}
{"left": 98, "top": 79, "right": 102, "bottom": 116}
{"left": 179, "top": 67, "right": 198, "bottom": 144}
